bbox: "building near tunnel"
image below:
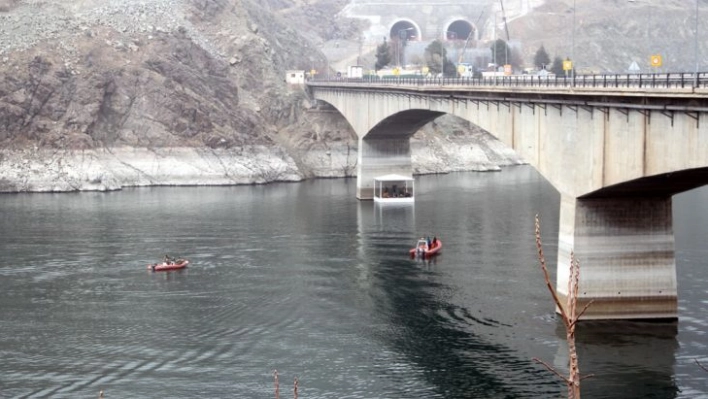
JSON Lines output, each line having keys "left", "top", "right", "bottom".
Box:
{"left": 338, "top": 0, "right": 541, "bottom": 58}
{"left": 328, "top": 0, "right": 544, "bottom": 76}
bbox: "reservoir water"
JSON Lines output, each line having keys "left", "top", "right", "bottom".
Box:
{"left": 1, "top": 166, "right": 707, "bottom": 398}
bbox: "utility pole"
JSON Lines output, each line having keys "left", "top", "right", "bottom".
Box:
{"left": 499, "top": 0, "right": 511, "bottom": 67}
{"left": 695, "top": 0, "right": 700, "bottom": 87}
{"left": 441, "top": 29, "right": 444, "bottom": 78}
{"left": 493, "top": 13, "right": 496, "bottom": 68}
{"left": 571, "top": 0, "right": 576, "bottom": 83}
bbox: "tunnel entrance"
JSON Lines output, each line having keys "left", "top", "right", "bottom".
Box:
{"left": 444, "top": 20, "right": 475, "bottom": 43}
{"left": 444, "top": 20, "right": 477, "bottom": 67}
{"left": 389, "top": 20, "right": 418, "bottom": 42}
{"left": 389, "top": 20, "right": 419, "bottom": 67}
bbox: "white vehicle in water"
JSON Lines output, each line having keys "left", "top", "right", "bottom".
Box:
{"left": 373, "top": 174, "right": 414, "bottom": 203}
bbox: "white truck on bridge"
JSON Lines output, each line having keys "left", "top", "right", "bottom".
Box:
{"left": 347, "top": 65, "right": 363, "bottom": 79}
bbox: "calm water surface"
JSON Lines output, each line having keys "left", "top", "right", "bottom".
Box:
{"left": 1, "top": 166, "right": 707, "bottom": 398}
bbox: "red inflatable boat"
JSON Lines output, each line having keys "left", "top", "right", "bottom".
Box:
{"left": 409, "top": 239, "right": 442, "bottom": 258}
{"left": 148, "top": 259, "right": 189, "bottom": 272}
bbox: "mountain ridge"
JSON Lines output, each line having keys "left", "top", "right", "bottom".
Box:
{"left": 0, "top": 0, "right": 523, "bottom": 192}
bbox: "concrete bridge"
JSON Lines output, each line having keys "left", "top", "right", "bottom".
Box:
{"left": 307, "top": 73, "right": 708, "bottom": 321}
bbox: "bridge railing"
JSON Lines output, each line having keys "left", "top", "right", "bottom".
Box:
{"left": 308, "top": 72, "right": 708, "bottom": 90}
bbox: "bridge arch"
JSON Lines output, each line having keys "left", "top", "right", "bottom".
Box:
{"left": 308, "top": 82, "right": 708, "bottom": 321}
{"left": 581, "top": 167, "right": 708, "bottom": 199}
{"left": 367, "top": 109, "right": 445, "bottom": 139}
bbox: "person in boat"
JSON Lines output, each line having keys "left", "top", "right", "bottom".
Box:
{"left": 164, "top": 254, "right": 174, "bottom": 265}
{"left": 432, "top": 236, "right": 437, "bottom": 248}
{"left": 426, "top": 236, "right": 432, "bottom": 249}
{"left": 417, "top": 238, "right": 427, "bottom": 253}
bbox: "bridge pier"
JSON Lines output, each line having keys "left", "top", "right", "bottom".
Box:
{"left": 356, "top": 137, "right": 413, "bottom": 200}
{"left": 557, "top": 195, "right": 678, "bottom": 320}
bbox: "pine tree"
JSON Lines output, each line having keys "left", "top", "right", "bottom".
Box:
{"left": 424, "top": 40, "right": 443, "bottom": 75}
{"left": 490, "top": 39, "right": 511, "bottom": 67}
{"left": 510, "top": 47, "right": 524, "bottom": 71}
{"left": 550, "top": 56, "right": 565, "bottom": 76}
{"left": 375, "top": 39, "right": 391, "bottom": 71}
{"left": 424, "top": 40, "right": 454, "bottom": 76}
{"left": 534, "top": 45, "right": 551, "bottom": 70}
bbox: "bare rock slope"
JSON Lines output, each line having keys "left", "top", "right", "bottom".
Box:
{"left": 0, "top": 0, "right": 521, "bottom": 192}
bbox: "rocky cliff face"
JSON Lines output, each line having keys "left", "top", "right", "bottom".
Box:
{"left": 509, "top": 0, "right": 701, "bottom": 74}
{"left": 0, "top": 0, "right": 522, "bottom": 192}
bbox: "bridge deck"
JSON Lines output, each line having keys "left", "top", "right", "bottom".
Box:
{"left": 308, "top": 72, "right": 708, "bottom": 110}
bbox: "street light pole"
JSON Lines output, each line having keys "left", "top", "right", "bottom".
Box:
{"left": 628, "top": 0, "right": 653, "bottom": 71}
{"left": 397, "top": 28, "right": 413, "bottom": 67}
{"left": 571, "top": 0, "right": 576, "bottom": 83}
{"left": 441, "top": 29, "right": 445, "bottom": 79}
{"left": 695, "top": 0, "right": 700, "bottom": 87}
{"left": 395, "top": 37, "right": 398, "bottom": 68}
{"left": 493, "top": 13, "right": 497, "bottom": 68}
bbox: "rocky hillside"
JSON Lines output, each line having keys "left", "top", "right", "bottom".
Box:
{"left": 509, "top": 0, "right": 703, "bottom": 73}
{"left": 0, "top": 0, "right": 323, "bottom": 146}
{"left": 0, "top": 0, "right": 521, "bottom": 192}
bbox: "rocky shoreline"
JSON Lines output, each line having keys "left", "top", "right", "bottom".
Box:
{"left": 0, "top": 124, "right": 523, "bottom": 193}
{"left": 0, "top": 0, "right": 524, "bottom": 193}
{"left": 0, "top": 146, "right": 302, "bottom": 192}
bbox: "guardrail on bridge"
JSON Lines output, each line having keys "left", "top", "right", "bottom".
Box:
{"left": 308, "top": 72, "right": 708, "bottom": 90}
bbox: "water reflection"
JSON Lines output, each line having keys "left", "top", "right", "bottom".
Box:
{"left": 570, "top": 321, "right": 679, "bottom": 399}
{"left": 356, "top": 197, "right": 561, "bottom": 398}
{"left": 356, "top": 201, "right": 416, "bottom": 275}
{"left": 1, "top": 170, "right": 707, "bottom": 398}
{"left": 373, "top": 202, "right": 416, "bottom": 232}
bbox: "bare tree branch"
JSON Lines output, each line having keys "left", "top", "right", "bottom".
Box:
{"left": 535, "top": 215, "right": 593, "bottom": 399}
{"left": 533, "top": 357, "right": 570, "bottom": 383}
{"left": 572, "top": 301, "right": 595, "bottom": 327}
{"left": 273, "top": 369, "right": 280, "bottom": 399}
{"left": 535, "top": 214, "right": 570, "bottom": 324}
{"left": 696, "top": 359, "right": 708, "bottom": 372}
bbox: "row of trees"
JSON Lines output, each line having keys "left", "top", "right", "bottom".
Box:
{"left": 374, "top": 38, "right": 466, "bottom": 77}
{"left": 533, "top": 44, "right": 571, "bottom": 76}
{"left": 373, "top": 37, "right": 569, "bottom": 77}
